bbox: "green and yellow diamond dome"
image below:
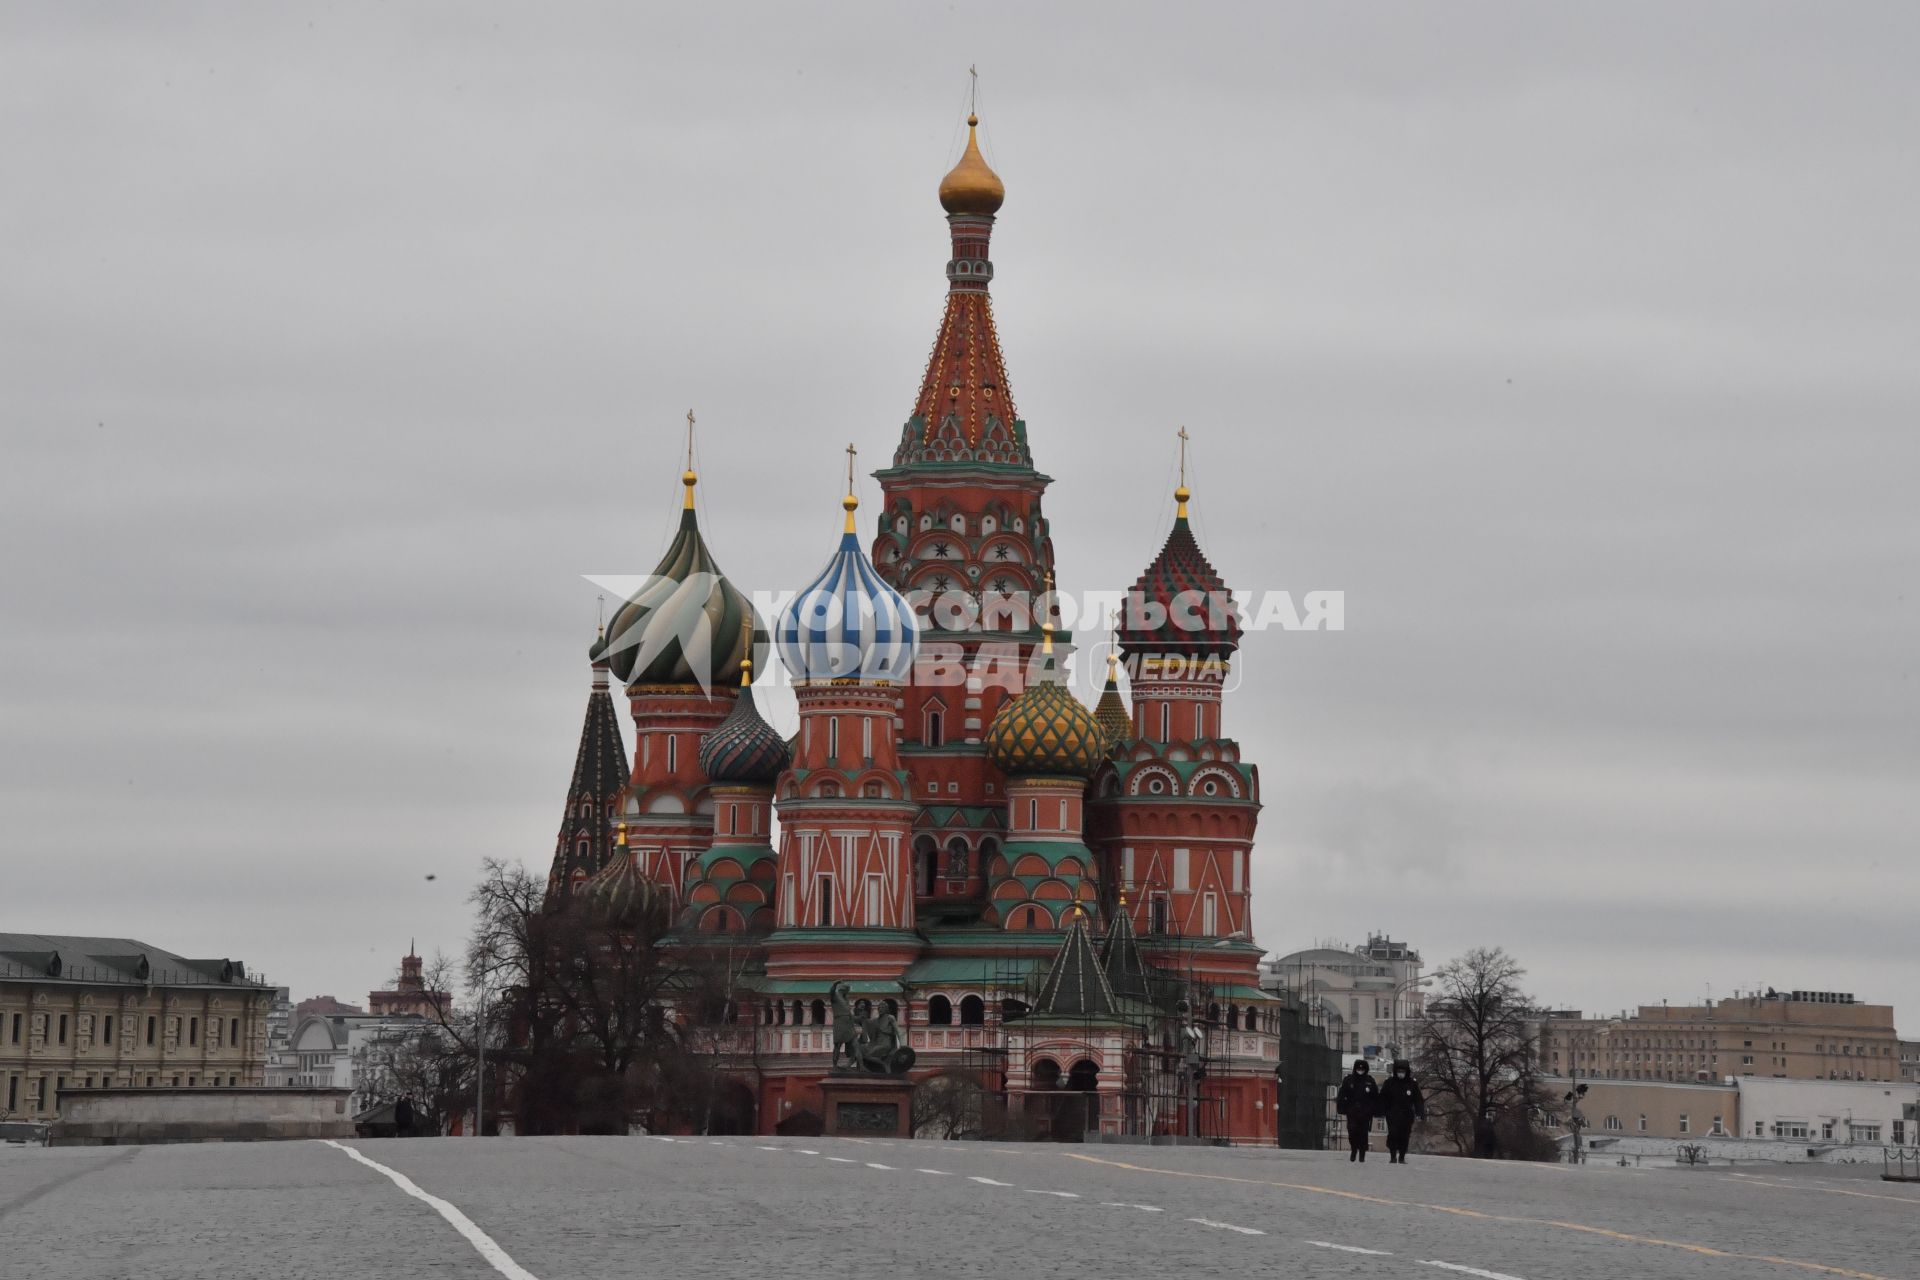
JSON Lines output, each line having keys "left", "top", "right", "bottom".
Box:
{"left": 985, "top": 624, "right": 1106, "bottom": 778}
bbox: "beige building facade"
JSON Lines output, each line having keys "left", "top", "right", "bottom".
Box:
{"left": 1541, "top": 991, "right": 1899, "bottom": 1084}
{"left": 1553, "top": 1077, "right": 1741, "bottom": 1140}
{"left": 1, "top": 933, "right": 274, "bottom": 1120}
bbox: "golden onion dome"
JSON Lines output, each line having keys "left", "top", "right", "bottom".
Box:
{"left": 938, "top": 114, "right": 1005, "bottom": 216}
{"left": 986, "top": 615, "right": 1105, "bottom": 778}
{"left": 986, "top": 677, "right": 1106, "bottom": 778}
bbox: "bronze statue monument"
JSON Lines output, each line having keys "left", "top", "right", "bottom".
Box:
{"left": 828, "top": 981, "right": 916, "bottom": 1075}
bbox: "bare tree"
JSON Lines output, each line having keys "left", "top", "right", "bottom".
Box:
{"left": 913, "top": 1068, "right": 990, "bottom": 1140}
{"left": 1412, "top": 946, "right": 1555, "bottom": 1160}
{"left": 441, "top": 858, "right": 738, "bottom": 1136}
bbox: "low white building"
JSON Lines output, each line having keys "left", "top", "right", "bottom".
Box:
{"left": 1736, "top": 1076, "right": 1918, "bottom": 1147}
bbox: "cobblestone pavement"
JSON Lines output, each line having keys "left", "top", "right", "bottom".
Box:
{"left": 4, "top": 1135, "right": 1915, "bottom": 1280}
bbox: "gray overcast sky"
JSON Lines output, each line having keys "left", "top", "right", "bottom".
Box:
{"left": 3, "top": 4, "right": 1915, "bottom": 1028}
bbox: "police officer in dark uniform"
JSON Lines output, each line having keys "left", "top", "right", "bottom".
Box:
{"left": 1376, "top": 1060, "right": 1425, "bottom": 1163}
{"left": 1335, "top": 1058, "right": 1379, "bottom": 1161}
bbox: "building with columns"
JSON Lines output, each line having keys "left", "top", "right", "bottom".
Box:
{"left": 547, "top": 112, "right": 1287, "bottom": 1140}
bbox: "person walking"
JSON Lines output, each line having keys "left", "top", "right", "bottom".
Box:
{"left": 393, "top": 1094, "right": 416, "bottom": 1138}
{"left": 1335, "top": 1058, "right": 1379, "bottom": 1162}
{"left": 1377, "top": 1060, "right": 1425, "bottom": 1163}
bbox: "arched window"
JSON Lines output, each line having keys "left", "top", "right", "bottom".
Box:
{"left": 1244, "top": 1008, "right": 1259, "bottom": 1033}
{"left": 915, "top": 835, "right": 938, "bottom": 896}
{"left": 945, "top": 837, "right": 969, "bottom": 879}
{"left": 1206, "top": 1003, "right": 1221, "bottom": 1025}
{"left": 810, "top": 999, "right": 827, "bottom": 1026}
{"left": 862, "top": 780, "right": 883, "bottom": 799}
{"left": 1031, "top": 1057, "right": 1061, "bottom": 1089}
{"left": 925, "top": 708, "right": 944, "bottom": 747}
{"left": 1227, "top": 1005, "right": 1240, "bottom": 1031}
{"left": 927, "top": 994, "right": 953, "bottom": 1025}
{"left": 959, "top": 995, "right": 985, "bottom": 1027}
{"left": 978, "top": 837, "right": 1000, "bottom": 874}
{"left": 1067, "top": 1059, "right": 1099, "bottom": 1092}
{"left": 791, "top": 1000, "right": 803, "bottom": 1026}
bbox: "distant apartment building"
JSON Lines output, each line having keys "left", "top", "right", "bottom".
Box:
{"left": 1, "top": 933, "right": 274, "bottom": 1120}
{"left": 1540, "top": 990, "right": 1900, "bottom": 1084}
{"left": 1260, "top": 935, "right": 1425, "bottom": 1060}
{"left": 1900, "top": 1039, "right": 1918, "bottom": 1085}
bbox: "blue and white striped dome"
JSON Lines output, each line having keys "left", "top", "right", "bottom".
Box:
{"left": 777, "top": 497, "right": 918, "bottom": 684}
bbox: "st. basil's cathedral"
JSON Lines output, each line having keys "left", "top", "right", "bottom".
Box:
{"left": 546, "top": 113, "right": 1284, "bottom": 1141}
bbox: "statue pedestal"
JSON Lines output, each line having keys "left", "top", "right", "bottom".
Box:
{"left": 819, "top": 1073, "right": 915, "bottom": 1139}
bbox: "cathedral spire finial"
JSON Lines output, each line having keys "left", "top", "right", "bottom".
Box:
{"left": 1175, "top": 426, "right": 1191, "bottom": 520}
{"left": 843, "top": 442, "right": 859, "bottom": 533}
{"left": 1041, "top": 568, "right": 1056, "bottom": 657}
{"left": 683, "top": 410, "right": 699, "bottom": 510}
{"left": 939, "top": 90, "right": 1005, "bottom": 216}
{"left": 738, "top": 616, "right": 754, "bottom": 687}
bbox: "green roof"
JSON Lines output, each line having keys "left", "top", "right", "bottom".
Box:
{"left": 902, "top": 956, "right": 1043, "bottom": 987}
{"left": 754, "top": 978, "right": 903, "bottom": 995}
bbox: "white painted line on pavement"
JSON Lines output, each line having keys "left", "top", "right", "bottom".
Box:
{"left": 969, "top": 1176, "right": 1014, "bottom": 1186}
{"left": 650, "top": 1136, "right": 675, "bottom": 1142}
{"left": 797, "top": 1149, "right": 820, "bottom": 1155}
{"left": 1421, "top": 1263, "right": 1528, "bottom": 1280}
{"left": 756, "top": 1145, "right": 782, "bottom": 1151}
{"left": 1186, "top": 1217, "right": 1264, "bottom": 1235}
{"left": 1099, "top": 1202, "right": 1164, "bottom": 1211}
{"left": 708, "top": 1141, "right": 725, "bottom": 1146}
{"left": 1026, "top": 1189, "right": 1080, "bottom": 1197}
{"left": 865, "top": 1162, "right": 896, "bottom": 1170}
{"left": 917, "top": 1168, "right": 952, "bottom": 1175}
{"left": 1309, "top": 1241, "right": 1394, "bottom": 1256}
{"left": 825, "top": 1156, "right": 857, "bottom": 1163}
{"left": 321, "top": 1141, "right": 538, "bottom": 1280}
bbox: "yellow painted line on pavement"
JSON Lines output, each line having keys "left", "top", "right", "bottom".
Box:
{"left": 1726, "top": 1173, "right": 1920, "bottom": 1208}
{"left": 1063, "top": 1153, "right": 1896, "bottom": 1280}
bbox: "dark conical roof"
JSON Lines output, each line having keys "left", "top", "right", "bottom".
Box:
{"left": 545, "top": 655, "right": 631, "bottom": 897}
{"left": 1094, "top": 668, "right": 1131, "bottom": 749}
{"left": 1033, "top": 911, "right": 1117, "bottom": 1018}
{"left": 1099, "top": 901, "right": 1152, "bottom": 1003}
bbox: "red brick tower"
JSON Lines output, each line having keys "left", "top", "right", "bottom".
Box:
{"left": 871, "top": 111, "right": 1060, "bottom": 919}
{"left": 1090, "top": 458, "right": 1262, "bottom": 979}
{"left": 767, "top": 479, "right": 922, "bottom": 986}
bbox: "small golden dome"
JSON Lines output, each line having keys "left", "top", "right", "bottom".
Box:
{"left": 939, "top": 113, "right": 1005, "bottom": 216}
